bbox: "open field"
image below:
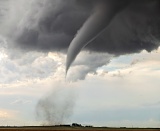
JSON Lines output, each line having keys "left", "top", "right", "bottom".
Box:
{"left": 0, "top": 126, "right": 159, "bottom": 131}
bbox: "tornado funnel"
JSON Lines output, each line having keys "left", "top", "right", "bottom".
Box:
{"left": 66, "top": 1, "right": 128, "bottom": 74}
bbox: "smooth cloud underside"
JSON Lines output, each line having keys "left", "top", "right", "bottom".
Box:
{"left": 0, "top": 0, "right": 160, "bottom": 74}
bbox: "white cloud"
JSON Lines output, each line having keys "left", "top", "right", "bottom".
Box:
{"left": 67, "top": 51, "right": 112, "bottom": 81}
{"left": 69, "top": 49, "right": 160, "bottom": 127}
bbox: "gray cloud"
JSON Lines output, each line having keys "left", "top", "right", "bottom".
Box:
{"left": 86, "top": 1, "right": 160, "bottom": 54}
{"left": 1, "top": 0, "right": 158, "bottom": 52}
{"left": 66, "top": 0, "right": 160, "bottom": 72}
{"left": 1, "top": 0, "right": 91, "bottom": 52}
{"left": 0, "top": 0, "right": 160, "bottom": 76}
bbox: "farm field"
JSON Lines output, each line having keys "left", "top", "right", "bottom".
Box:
{"left": 0, "top": 126, "right": 159, "bottom": 131}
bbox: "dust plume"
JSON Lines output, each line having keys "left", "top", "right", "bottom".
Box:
{"left": 36, "top": 87, "right": 75, "bottom": 125}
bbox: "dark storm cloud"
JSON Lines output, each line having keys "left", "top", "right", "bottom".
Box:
{"left": 87, "top": 1, "right": 160, "bottom": 54}
{"left": 66, "top": 0, "right": 160, "bottom": 72}
{"left": 1, "top": 0, "right": 160, "bottom": 71}
{"left": 9, "top": 0, "right": 92, "bottom": 51}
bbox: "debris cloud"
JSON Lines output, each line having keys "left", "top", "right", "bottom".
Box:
{"left": 36, "top": 87, "right": 75, "bottom": 125}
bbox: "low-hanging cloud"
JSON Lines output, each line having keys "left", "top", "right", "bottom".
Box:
{"left": 0, "top": 0, "right": 160, "bottom": 75}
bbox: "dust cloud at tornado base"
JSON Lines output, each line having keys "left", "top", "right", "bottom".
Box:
{"left": 36, "top": 87, "right": 76, "bottom": 125}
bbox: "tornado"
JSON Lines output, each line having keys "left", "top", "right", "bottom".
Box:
{"left": 66, "top": 0, "right": 129, "bottom": 74}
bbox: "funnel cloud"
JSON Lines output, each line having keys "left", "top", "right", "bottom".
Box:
{"left": 66, "top": 0, "right": 160, "bottom": 73}
{"left": 66, "top": 0, "right": 129, "bottom": 73}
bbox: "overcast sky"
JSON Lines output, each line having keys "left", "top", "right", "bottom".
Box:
{"left": 0, "top": 0, "right": 160, "bottom": 128}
